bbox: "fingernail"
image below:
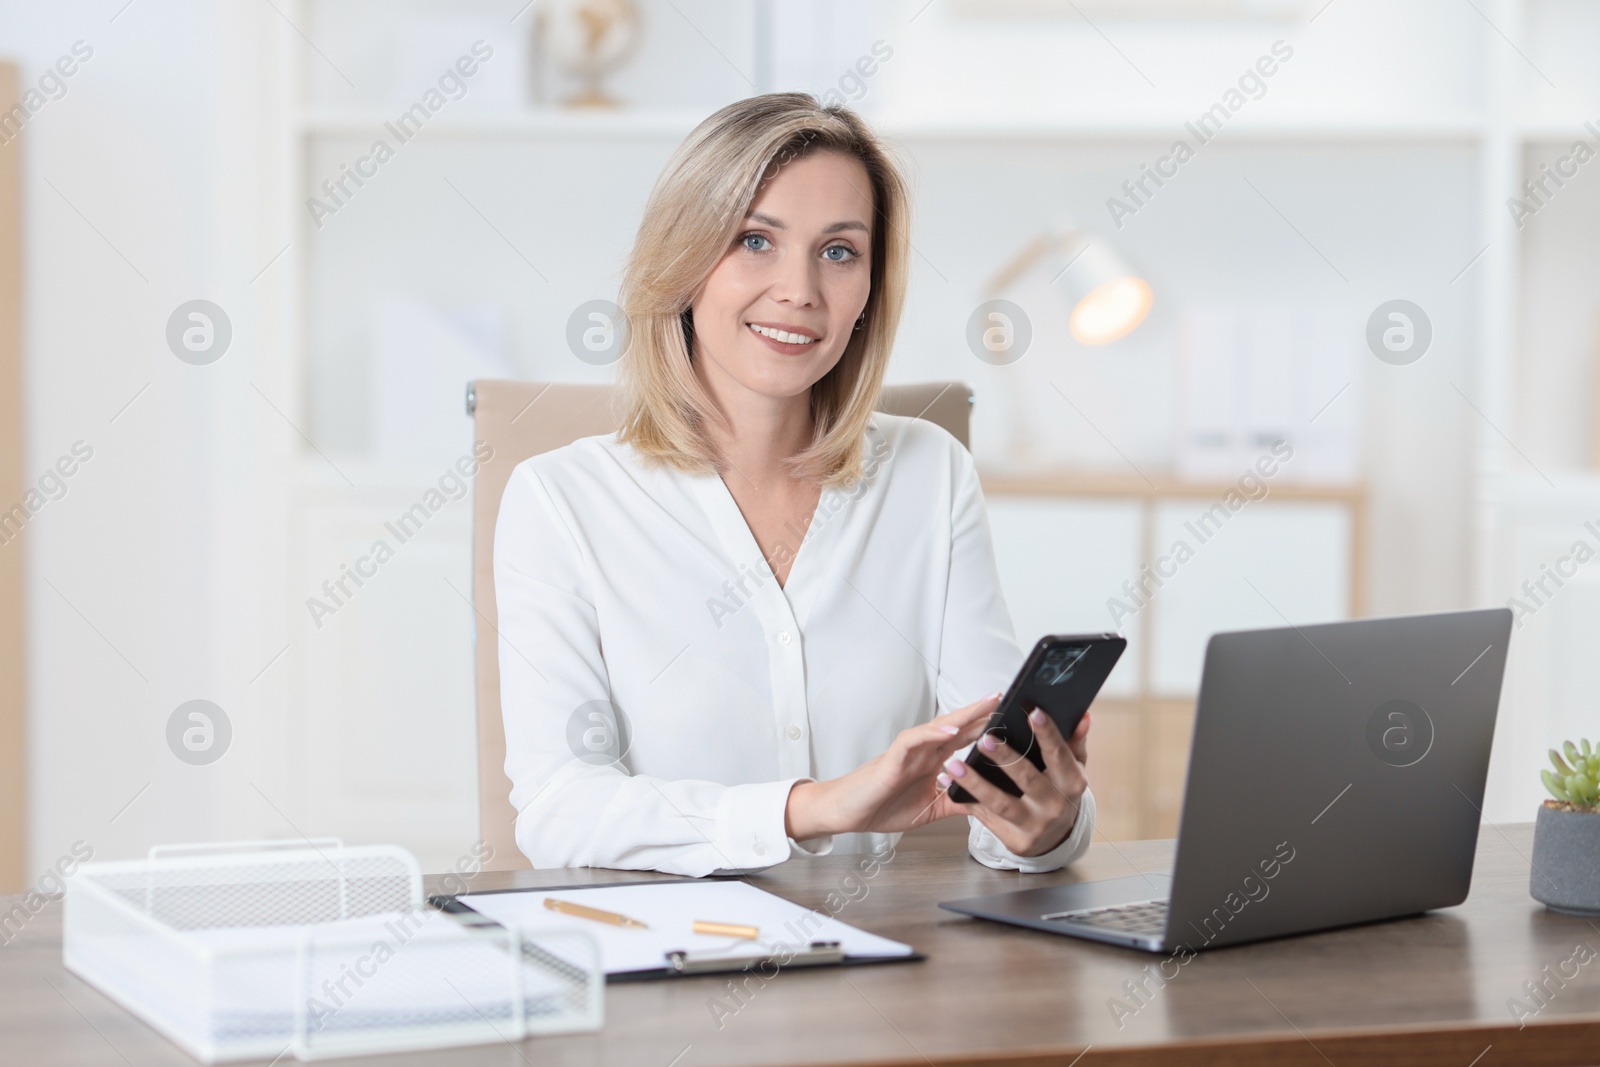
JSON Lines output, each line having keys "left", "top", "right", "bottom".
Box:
{"left": 936, "top": 772, "right": 951, "bottom": 789}
{"left": 979, "top": 733, "right": 998, "bottom": 752}
{"left": 1029, "top": 709, "right": 1046, "bottom": 726}
{"left": 944, "top": 757, "right": 967, "bottom": 778}
{"left": 990, "top": 691, "right": 1004, "bottom": 701}
{"left": 939, "top": 724, "right": 960, "bottom": 735}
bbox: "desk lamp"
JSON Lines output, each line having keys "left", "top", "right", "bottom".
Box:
{"left": 980, "top": 230, "right": 1153, "bottom": 466}
{"left": 984, "top": 230, "right": 1152, "bottom": 344}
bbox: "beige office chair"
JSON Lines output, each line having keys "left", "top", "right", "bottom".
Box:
{"left": 468, "top": 379, "right": 974, "bottom": 870}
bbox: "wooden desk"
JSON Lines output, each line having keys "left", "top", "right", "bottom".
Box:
{"left": 6, "top": 822, "right": 1600, "bottom": 1066}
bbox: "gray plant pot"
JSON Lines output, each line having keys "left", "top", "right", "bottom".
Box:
{"left": 1530, "top": 803, "right": 1600, "bottom": 917}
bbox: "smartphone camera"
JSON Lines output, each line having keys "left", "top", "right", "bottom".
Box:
{"left": 1032, "top": 644, "right": 1088, "bottom": 686}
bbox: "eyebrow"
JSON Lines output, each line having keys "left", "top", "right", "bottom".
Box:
{"left": 746, "top": 212, "right": 869, "bottom": 236}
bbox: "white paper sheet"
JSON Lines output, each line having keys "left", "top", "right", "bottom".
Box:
{"left": 459, "top": 881, "right": 914, "bottom": 976}
{"left": 180, "top": 911, "right": 575, "bottom": 1028}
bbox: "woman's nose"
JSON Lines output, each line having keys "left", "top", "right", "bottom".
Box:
{"left": 771, "top": 253, "right": 822, "bottom": 308}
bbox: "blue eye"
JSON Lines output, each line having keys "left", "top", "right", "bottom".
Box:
{"left": 823, "top": 244, "right": 856, "bottom": 262}
{"left": 741, "top": 232, "right": 771, "bottom": 252}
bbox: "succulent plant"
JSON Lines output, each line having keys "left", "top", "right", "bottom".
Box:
{"left": 1543, "top": 739, "right": 1600, "bottom": 810}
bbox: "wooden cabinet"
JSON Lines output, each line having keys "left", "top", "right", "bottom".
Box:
{"left": 986, "top": 476, "right": 1362, "bottom": 838}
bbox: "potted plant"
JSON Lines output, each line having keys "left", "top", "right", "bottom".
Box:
{"left": 1531, "top": 739, "right": 1600, "bottom": 916}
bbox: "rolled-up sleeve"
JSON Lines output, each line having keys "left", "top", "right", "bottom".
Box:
{"left": 495, "top": 460, "right": 827, "bottom": 877}
{"left": 932, "top": 435, "right": 1097, "bottom": 873}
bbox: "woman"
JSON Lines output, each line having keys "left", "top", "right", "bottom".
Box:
{"left": 495, "top": 92, "right": 1096, "bottom": 878}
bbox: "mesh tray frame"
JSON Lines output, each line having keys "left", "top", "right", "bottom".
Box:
{"left": 63, "top": 839, "right": 602, "bottom": 1063}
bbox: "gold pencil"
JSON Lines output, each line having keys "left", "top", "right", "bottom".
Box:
{"left": 693, "top": 920, "right": 760, "bottom": 940}
{"left": 543, "top": 897, "right": 649, "bottom": 929}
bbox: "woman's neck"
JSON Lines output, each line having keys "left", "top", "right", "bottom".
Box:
{"left": 697, "top": 366, "right": 814, "bottom": 488}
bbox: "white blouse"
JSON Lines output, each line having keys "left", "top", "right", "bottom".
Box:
{"left": 494, "top": 411, "right": 1097, "bottom": 878}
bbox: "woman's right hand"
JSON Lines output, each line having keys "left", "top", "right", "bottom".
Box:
{"left": 784, "top": 693, "right": 1000, "bottom": 839}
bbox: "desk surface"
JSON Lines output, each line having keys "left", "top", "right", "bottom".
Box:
{"left": 7, "top": 822, "right": 1600, "bottom": 1066}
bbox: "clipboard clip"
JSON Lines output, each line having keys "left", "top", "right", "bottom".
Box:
{"left": 663, "top": 939, "right": 844, "bottom": 975}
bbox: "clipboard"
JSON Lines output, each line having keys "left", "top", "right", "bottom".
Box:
{"left": 428, "top": 879, "right": 924, "bottom": 982}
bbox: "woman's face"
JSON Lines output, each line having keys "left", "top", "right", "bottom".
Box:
{"left": 689, "top": 148, "right": 874, "bottom": 405}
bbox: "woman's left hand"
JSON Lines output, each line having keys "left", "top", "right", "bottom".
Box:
{"left": 940, "top": 709, "right": 1091, "bottom": 857}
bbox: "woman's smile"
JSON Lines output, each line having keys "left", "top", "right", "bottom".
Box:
{"left": 747, "top": 320, "right": 823, "bottom": 354}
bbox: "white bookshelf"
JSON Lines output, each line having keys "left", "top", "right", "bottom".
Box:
{"left": 254, "top": 0, "right": 1598, "bottom": 850}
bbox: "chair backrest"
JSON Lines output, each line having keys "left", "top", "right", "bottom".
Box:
{"left": 468, "top": 379, "right": 974, "bottom": 870}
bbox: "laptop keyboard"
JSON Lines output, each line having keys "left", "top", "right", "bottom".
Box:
{"left": 1039, "top": 899, "right": 1168, "bottom": 936}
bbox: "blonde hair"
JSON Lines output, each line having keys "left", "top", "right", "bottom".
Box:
{"left": 616, "top": 92, "right": 911, "bottom": 487}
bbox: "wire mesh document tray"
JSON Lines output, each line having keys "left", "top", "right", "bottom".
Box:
{"left": 63, "top": 839, "right": 602, "bottom": 1062}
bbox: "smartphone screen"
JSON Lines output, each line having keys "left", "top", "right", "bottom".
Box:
{"left": 948, "top": 634, "right": 1125, "bottom": 804}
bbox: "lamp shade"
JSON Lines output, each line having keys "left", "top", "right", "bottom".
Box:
{"left": 984, "top": 231, "right": 1153, "bottom": 346}
{"left": 1050, "top": 235, "right": 1153, "bottom": 345}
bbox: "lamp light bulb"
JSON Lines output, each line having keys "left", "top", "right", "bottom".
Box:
{"left": 1069, "top": 277, "right": 1153, "bottom": 345}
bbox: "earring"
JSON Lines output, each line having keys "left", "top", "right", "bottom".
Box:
{"left": 854, "top": 313, "right": 867, "bottom": 331}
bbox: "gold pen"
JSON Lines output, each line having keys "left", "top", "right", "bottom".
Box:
{"left": 543, "top": 897, "right": 649, "bottom": 929}
{"left": 693, "top": 920, "right": 760, "bottom": 940}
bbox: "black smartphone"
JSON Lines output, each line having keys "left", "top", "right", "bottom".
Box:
{"left": 947, "top": 633, "right": 1126, "bottom": 804}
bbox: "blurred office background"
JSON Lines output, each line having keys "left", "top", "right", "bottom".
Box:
{"left": 0, "top": 0, "right": 1596, "bottom": 884}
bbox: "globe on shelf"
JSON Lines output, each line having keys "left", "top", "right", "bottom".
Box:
{"left": 537, "top": 0, "right": 642, "bottom": 109}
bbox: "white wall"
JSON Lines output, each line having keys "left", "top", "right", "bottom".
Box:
{"left": 877, "top": 0, "right": 1486, "bottom": 125}
{"left": 1, "top": 0, "right": 299, "bottom": 873}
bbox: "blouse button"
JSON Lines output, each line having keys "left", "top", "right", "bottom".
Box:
{"left": 786, "top": 725, "right": 802, "bottom": 741}
{"left": 778, "top": 630, "right": 792, "bottom": 645}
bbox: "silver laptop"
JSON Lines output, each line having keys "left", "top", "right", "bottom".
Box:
{"left": 939, "top": 608, "right": 1513, "bottom": 953}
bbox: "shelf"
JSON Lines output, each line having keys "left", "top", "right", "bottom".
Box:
{"left": 289, "top": 454, "right": 487, "bottom": 494}
{"left": 876, "top": 112, "right": 1487, "bottom": 143}
{"left": 1494, "top": 471, "right": 1600, "bottom": 510}
{"left": 292, "top": 108, "right": 1600, "bottom": 146}
{"left": 298, "top": 108, "right": 708, "bottom": 140}
{"left": 296, "top": 107, "right": 1493, "bottom": 144}
{"left": 288, "top": 451, "right": 1366, "bottom": 503}
{"left": 981, "top": 469, "right": 1363, "bottom": 502}
{"left": 1518, "top": 116, "right": 1600, "bottom": 142}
